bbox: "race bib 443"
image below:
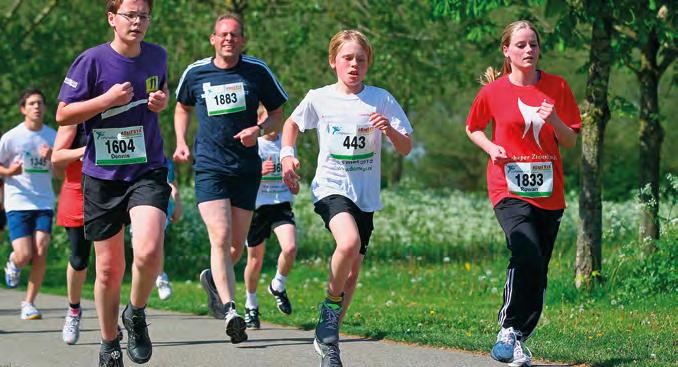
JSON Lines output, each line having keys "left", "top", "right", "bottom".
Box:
{"left": 504, "top": 161, "right": 553, "bottom": 198}
{"left": 328, "top": 124, "right": 376, "bottom": 160}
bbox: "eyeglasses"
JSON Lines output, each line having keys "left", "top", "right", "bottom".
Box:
{"left": 116, "top": 12, "right": 151, "bottom": 23}
{"left": 213, "top": 32, "right": 243, "bottom": 39}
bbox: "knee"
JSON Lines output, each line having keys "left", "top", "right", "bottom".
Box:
{"left": 69, "top": 254, "right": 89, "bottom": 272}
{"left": 134, "top": 246, "right": 163, "bottom": 269}
{"left": 247, "top": 255, "right": 263, "bottom": 271}
{"left": 231, "top": 244, "right": 244, "bottom": 263}
{"left": 281, "top": 243, "right": 297, "bottom": 259}
{"left": 12, "top": 249, "right": 32, "bottom": 267}
{"left": 335, "top": 237, "right": 361, "bottom": 259}
{"left": 96, "top": 264, "right": 124, "bottom": 287}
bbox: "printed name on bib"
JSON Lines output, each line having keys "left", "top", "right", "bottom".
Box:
{"left": 504, "top": 161, "right": 553, "bottom": 198}
{"left": 94, "top": 126, "right": 147, "bottom": 166}
{"left": 23, "top": 152, "right": 49, "bottom": 173}
{"left": 205, "top": 82, "right": 246, "bottom": 116}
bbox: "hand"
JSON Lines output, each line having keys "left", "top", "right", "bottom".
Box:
{"left": 170, "top": 199, "right": 183, "bottom": 223}
{"left": 38, "top": 144, "right": 52, "bottom": 160}
{"left": 261, "top": 156, "right": 275, "bottom": 175}
{"left": 370, "top": 112, "right": 392, "bottom": 133}
{"left": 7, "top": 160, "right": 22, "bottom": 176}
{"left": 173, "top": 143, "right": 191, "bottom": 163}
{"left": 281, "top": 156, "right": 300, "bottom": 192}
{"left": 537, "top": 99, "right": 557, "bottom": 123}
{"left": 488, "top": 144, "right": 509, "bottom": 165}
{"left": 105, "top": 82, "right": 134, "bottom": 108}
{"left": 233, "top": 126, "right": 259, "bottom": 147}
{"left": 147, "top": 89, "right": 168, "bottom": 113}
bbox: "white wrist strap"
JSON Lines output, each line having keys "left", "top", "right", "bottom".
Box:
{"left": 280, "top": 146, "right": 295, "bottom": 159}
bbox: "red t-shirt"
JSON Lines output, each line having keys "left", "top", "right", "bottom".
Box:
{"left": 56, "top": 159, "right": 84, "bottom": 227}
{"left": 466, "top": 72, "right": 581, "bottom": 210}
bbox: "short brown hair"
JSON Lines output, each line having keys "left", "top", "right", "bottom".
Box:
{"left": 214, "top": 13, "right": 245, "bottom": 37}
{"left": 18, "top": 88, "right": 45, "bottom": 108}
{"left": 328, "top": 30, "right": 373, "bottom": 66}
{"left": 107, "top": 0, "right": 153, "bottom": 14}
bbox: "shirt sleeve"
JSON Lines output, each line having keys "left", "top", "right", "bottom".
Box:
{"left": 58, "top": 52, "right": 96, "bottom": 104}
{"left": 0, "top": 134, "right": 10, "bottom": 166}
{"left": 175, "top": 65, "right": 196, "bottom": 106}
{"left": 381, "top": 90, "right": 413, "bottom": 135}
{"left": 466, "top": 87, "right": 492, "bottom": 132}
{"left": 558, "top": 79, "right": 582, "bottom": 133}
{"left": 290, "top": 90, "right": 318, "bottom": 132}
{"left": 257, "top": 63, "right": 288, "bottom": 112}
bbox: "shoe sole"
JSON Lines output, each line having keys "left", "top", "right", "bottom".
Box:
{"left": 200, "top": 269, "right": 225, "bottom": 319}
{"left": 268, "top": 285, "right": 292, "bottom": 315}
{"left": 313, "top": 338, "right": 324, "bottom": 357}
{"left": 490, "top": 349, "right": 513, "bottom": 363}
{"left": 21, "top": 314, "right": 41, "bottom": 320}
{"left": 226, "top": 315, "right": 248, "bottom": 344}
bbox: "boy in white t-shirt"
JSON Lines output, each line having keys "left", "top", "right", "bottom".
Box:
{"left": 0, "top": 88, "right": 57, "bottom": 320}
{"left": 280, "top": 30, "right": 413, "bottom": 366}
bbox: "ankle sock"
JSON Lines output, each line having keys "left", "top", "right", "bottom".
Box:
{"left": 271, "top": 272, "right": 287, "bottom": 292}
{"left": 245, "top": 292, "right": 258, "bottom": 309}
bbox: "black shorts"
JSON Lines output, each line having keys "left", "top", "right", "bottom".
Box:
{"left": 0, "top": 210, "right": 6, "bottom": 231}
{"left": 247, "top": 202, "right": 295, "bottom": 246}
{"left": 314, "top": 195, "right": 374, "bottom": 255}
{"left": 194, "top": 170, "right": 261, "bottom": 211}
{"left": 83, "top": 168, "right": 170, "bottom": 241}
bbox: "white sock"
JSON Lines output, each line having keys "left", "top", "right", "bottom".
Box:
{"left": 8, "top": 255, "right": 19, "bottom": 271}
{"left": 245, "top": 292, "right": 258, "bottom": 309}
{"left": 271, "top": 272, "right": 287, "bottom": 292}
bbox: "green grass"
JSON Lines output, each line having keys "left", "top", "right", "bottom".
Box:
{"left": 3, "top": 184, "right": 677, "bottom": 367}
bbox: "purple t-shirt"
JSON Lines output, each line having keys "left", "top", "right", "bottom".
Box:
{"left": 58, "top": 42, "right": 167, "bottom": 181}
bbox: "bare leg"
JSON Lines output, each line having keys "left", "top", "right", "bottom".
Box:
{"left": 94, "top": 228, "right": 125, "bottom": 341}
{"left": 199, "top": 199, "right": 237, "bottom": 304}
{"left": 244, "top": 244, "right": 265, "bottom": 294}
{"left": 327, "top": 213, "right": 361, "bottom": 298}
{"left": 25, "top": 231, "right": 50, "bottom": 304}
{"left": 66, "top": 264, "right": 87, "bottom": 305}
{"left": 339, "top": 254, "right": 364, "bottom": 323}
{"left": 272, "top": 224, "right": 297, "bottom": 277}
{"left": 129, "top": 205, "right": 166, "bottom": 308}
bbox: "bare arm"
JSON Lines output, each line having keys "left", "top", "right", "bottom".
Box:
{"left": 173, "top": 102, "right": 193, "bottom": 163}
{"left": 465, "top": 125, "right": 510, "bottom": 165}
{"left": 258, "top": 107, "right": 284, "bottom": 132}
{"left": 168, "top": 179, "right": 183, "bottom": 222}
{"left": 280, "top": 117, "right": 301, "bottom": 192}
{"left": 51, "top": 125, "right": 85, "bottom": 178}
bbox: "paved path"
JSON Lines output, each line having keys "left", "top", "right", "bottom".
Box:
{"left": 0, "top": 289, "right": 560, "bottom": 367}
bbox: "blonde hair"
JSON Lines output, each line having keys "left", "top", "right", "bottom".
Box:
{"left": 480, "top": 20, "right": 541, "bottom": 85}
{"left": 328, "top": 30, "right": 374, "bottom": 66}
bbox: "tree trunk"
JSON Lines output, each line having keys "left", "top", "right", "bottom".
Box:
{"left": 637, "top": 28, "right": 663, "bottom": 244}
{"left": 575, "top": 13, "right": 612, "bottom": 290}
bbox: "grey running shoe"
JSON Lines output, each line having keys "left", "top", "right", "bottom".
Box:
{"left": 491, "top": 327, "right": 519, "bottom": 363}
{"left": 4, "top": 256, "right": 20, "bottom": 289}
{"left": 122, "top": 304, "right": 152, "bottom": 364}
{"left": 99, "top": 347, "right": 124, "bottom": 367}
{"left": 314, "top": 338, "right": 343, "bottom": 367}
{"left": 244, "top": 307, "right": 260, "bottom": 329}
{"left": 268, "top": 283, "right": 292, "bottom": 314}
{"left": 315, "top": 299, "right": 342, "bottom": 345}
{"left": 199, "top": 269, "right": 226, "bottom": 319}
{"left": 508, "top": 340, "right": 532, "bottom": 367}
{"left": 62, "top": 308, "right": 82, "bottom": 345}
{"left": 225, "top": 305, "right": 248, "bottom": 344}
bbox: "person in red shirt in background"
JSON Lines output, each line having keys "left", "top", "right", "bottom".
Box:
{"left": 465, "top": 20, "right": 580, "bottom": 367}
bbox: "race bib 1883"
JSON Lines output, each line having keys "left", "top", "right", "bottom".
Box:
{"left": 205, "top": 82, "right": 246, "bottom": 116}
{"left": 504, "top": 161, "right": 553, "bottom": 198}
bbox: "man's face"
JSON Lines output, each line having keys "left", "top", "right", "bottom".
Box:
{"left": 210, "top": 19, "right": 246, "bottom": 60}
{"left": 20, "top": 94, "right": 45, "bottom": 123}
{"left": 107, "top": 0, "right": 151, "bottom": 44}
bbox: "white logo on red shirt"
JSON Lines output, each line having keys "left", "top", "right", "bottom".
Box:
{"left": 518, "top": 98, "right": 545, "bottom": 149}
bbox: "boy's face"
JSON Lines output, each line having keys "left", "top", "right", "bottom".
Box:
{"left": 108, "top": 0, "right": 151, "bottom": 44}
{"left": 20, "top": 94, "right": 45, "bottom": 123}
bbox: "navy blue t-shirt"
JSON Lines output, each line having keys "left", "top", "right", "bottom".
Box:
{"left": 176, "top": 55, "right": 287, "bottom": 176}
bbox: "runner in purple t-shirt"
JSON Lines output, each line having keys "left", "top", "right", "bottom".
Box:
{"left": 55, "top": 1, "right": 168, "bottom": 366}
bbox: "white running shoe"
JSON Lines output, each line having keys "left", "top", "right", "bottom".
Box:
{"left": 156, "top": 272, "right": 172, "bottom": 301}
{"left": 508, "top": 340, "right": 532, "bottom": 367}
{"left": 21, "top": 301, "right": 42, "bottom": 320}
{"left": 4, "top": 255, "right": 21, "bottom": 288}
{"left": 62, "top": 308, "right": 82, "bottom": 344}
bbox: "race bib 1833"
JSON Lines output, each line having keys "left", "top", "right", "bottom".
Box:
{"left": 93, "top": 126, "right": 147, "bottom": 166}
{"left": 504, "top": 161, "right": 553, "bottom": 198}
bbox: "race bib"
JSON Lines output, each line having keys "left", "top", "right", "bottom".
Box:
{"left": 504, "top": 161, "right": 553, "bottom": 198}
{"left": 261, "top": 154, "right": 283, "bottom": 181}
{"left": 93, "top": 126, "right": 147, "bottom": 166}
{"left": 205, "top": 82, "right": 246, "bottom": 116}
{"left": 23, "top": 152, "right": 49, "bottom": 173}
{"left": 328, "top": 124, "right": 376, "bottom": 161}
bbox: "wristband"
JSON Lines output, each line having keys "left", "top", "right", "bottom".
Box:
{"left": 280, "top": 146, "right": 295, "bottom": 159}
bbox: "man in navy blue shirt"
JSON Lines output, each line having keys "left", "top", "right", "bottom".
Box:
{"left": 173, "top": 12, "right": 287, "bottom": 344}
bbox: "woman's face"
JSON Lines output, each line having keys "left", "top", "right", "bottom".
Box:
{"left": 331, "top": 40, "right": 369, "bottom": 92}
{"left": 503, "top": 27, "right": 540, "bottom": 72}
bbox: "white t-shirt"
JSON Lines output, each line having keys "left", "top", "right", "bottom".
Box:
{"left": 291, "top": 84, "right": 413, "bottom": 212}
{"left": 0, "top": 123, "right": 57, "bottom": 211}
{"left": 256, "top": 135, "right": 294, "bottom": 208}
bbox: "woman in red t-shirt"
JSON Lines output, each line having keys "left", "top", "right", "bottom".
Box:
{"left": 52, "top": 124, "right": 89, "bottom": 346}
{"left": 465, "top": 20, "right": 580, "bottom": 366}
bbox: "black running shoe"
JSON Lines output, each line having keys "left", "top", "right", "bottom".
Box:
{"left": 200, "top": 269, "right": 226, "bottom": 319}
{"left": 99, "top": 346, "right": 124, "bottom": 367}
{"left": 117, "top": 325, "right": 123, "bottom": 341}
{"left": 244, "top": 307, "right": 261, "bottom": 329}
{"left": 315, "top": 299, "right": 341, "bottom": 345}
{"left": 314, "top": 338, "right": 343, "bottom": 367}
{"left": 268, "top": 283, "right": 292, "bottom": 315}
{"left": 122, "top": 304, "right": 152, "bottom": 364}
{"left": 225, "top": 306, "right": 248, "bottom": 344}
